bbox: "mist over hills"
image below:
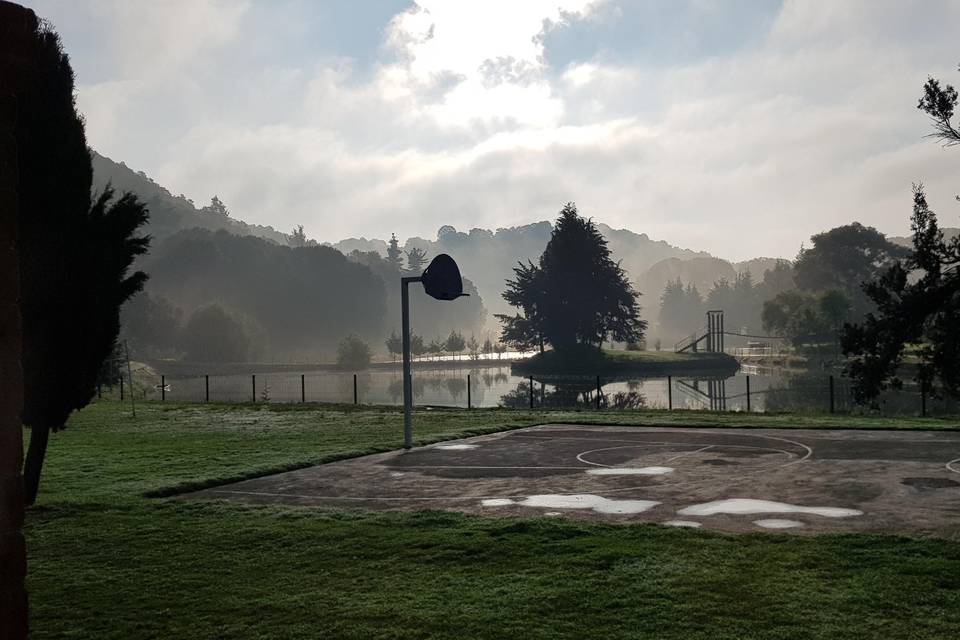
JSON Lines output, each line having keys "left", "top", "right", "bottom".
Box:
{"left": 96, "top": 150, "right": 948, "bottom": 359}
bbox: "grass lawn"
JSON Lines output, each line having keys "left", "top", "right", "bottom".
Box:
{"left": 25, "top": 402, "right": 960, "bottom": 639}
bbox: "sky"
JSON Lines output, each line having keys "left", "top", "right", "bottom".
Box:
{"left": 25, "top": 0, "right": 960, "bottom": 260}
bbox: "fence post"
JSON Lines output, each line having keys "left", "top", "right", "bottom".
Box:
{"left": 161, "top": 375, "right": 165, "bottom": 402}
{"left": 301, "top": 374, "right": 305, "bottom": 403}
{"left": 97, "top": 383, "right": 101, "bottom": 399}
{"left": 205, "top": 375, "right": 209, "bottom": 403}
{"left": 921, "top": 380, "right": 927, "bottom": 418}
{"left": 596, "top": 375, "right": 601, "bottom": 410}
{"left": 667, "top": 375, "right": 672, "bottom": 411}
{"left": 252, "top": 374, "right": 256, "bottom": 403}
{"left": 353, "top": 373, "right": 358, "bottom": 405}
{"left": 829, "top": 375, "right": 835, "bottom": 414}
{"left": 467, "top": 374, "right": 471, "bottom": 409}
{"left": 529, "top": 375, "right": 534, "bottom": 409}
{"left": 120, "top": 375, "right": 124, "bottom": 402}
{"left": 746, "top": 375, "right": 751, "bottom": 412}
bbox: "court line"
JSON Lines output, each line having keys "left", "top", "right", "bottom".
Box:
{"left": 947, "top": 458, "right": 960, "bottom": 474}
{"left": 393, "top": 465, "right": 587, "bottom": 470}
{"left": 666, "top": 445, "right": 714, "bottom": 462}
{"left": 203, "top": 428, "right": 817, "bottom": 503}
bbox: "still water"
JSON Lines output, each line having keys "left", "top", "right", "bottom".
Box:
{"left": 151, "top": 365, "right": 875, "bottom": 414}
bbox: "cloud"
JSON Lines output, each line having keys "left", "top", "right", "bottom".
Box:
{"left": 23, "top": 0, "right": 960, "bottom": 260}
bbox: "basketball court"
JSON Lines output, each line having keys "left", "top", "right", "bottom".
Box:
{"left": 190, "top": 424, "right": 960, "bottom": 536}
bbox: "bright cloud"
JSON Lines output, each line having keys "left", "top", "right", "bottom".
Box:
{"left": 23, "top": 0, "right": 960, "bottom": 260}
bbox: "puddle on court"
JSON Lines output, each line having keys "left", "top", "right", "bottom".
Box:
{"left": 481, "top": 498, "right": 514, "bottom": 507}
{"left": 586, "top": 466, "right": 674, "bottom": 476}
{"left": 677, "top": 499, "right": 862, "bottom": 518}
{"left": 663, "top": 520, "right": 701, "bottom": 528}
{"left": 434, "top": 444, "right": 478, "bottom": 450}
{"left": 754, "top": 519, "right": 805, "bottom": 529}
{"left": 481, "top": 494, "right": 660, "bottom": 515}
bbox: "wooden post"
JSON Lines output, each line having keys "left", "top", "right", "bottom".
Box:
{"left": 161, "top": 375, "right": 165, "bottom": 402}
{"left": 529, "top": 375, "right": 534, "bottom": 409}
{"left": 300, "top": 374, "right": 305, "bottom": 403}
{"left": 667, "top": 375, "right": 673, "bottom": 410}
{"left": 252, "top": 374, "right": 256, "bottom": 403}
{"left": 596, "top": 375, "right": 602, "bottom": 409}
{"left": 921, "top": 380, "right": 927, "bottom": 418}
{"left": 353, "top": 373, "right": 358, "bottom": 405}
{"left": 97, "top": 383, "right": 101, "bottom": 399}
{"left": 467, "top": 374, "right": 471, "bottom": 409}
{"left": 829, "top": 375, "right": 835, "bottom": 414}
{"left": 746, "top": 375, "right": 751, "bottom": 412}
{"left": 120, "top": 375, "right": 124, "bottom": 401}
{"left": 205, "top": 375, "right": 209, "bottom": 403}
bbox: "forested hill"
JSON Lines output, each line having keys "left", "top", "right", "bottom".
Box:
{"left": 91, "top": 151, "right": 290, "bottom": 244}
{"left": 331, "top": 223, "right": 711, "bottom": 318}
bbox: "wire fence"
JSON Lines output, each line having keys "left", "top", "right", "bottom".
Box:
{"left": 95, "top": 368, "right": 959, "bottom": 417}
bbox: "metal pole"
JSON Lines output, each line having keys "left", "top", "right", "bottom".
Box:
{"left": 124, "top": 340, "right": 135, "bottom": 417}
{"left": 746, "top": 375, "right": 751, "bottom": 412}
{"left": 301, "top": 374, "right": 305, "bottom": 403}
{"left": 667, "top": 375, "right": 672, "bottom": 410}
{"left": 529, "top": 375, "right": 534, "bottom": 409}
{"left": 205, "top": 375, "right": 210, "bottom": 403}
{"left": 353, "top": 373, "right": 358, "bottom": 405}
{"left": 252, "top": 374, "right": 256, "bottom": 403}
{"left": 706, "top": 313, "right": 713, "bottom": 352}
{"left": 596, "top": 375, "right": 601, "bottom": 409}
{"left": 161, "top": 375, "right": 165, "bottom": 402}
{"left": 829, "top": 375, "right": 835, "bottom": 414}
{"left": 467, "top": 374, "right": 471, "bottom": 409}
{"left": 401, "top": 276, "right": 421, "bottom": 449}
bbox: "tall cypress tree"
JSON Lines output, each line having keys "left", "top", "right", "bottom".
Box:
{"left": 16, "top": 22, "right": 149, "bottom": 504}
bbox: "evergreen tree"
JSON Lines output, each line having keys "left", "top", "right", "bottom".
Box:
{"left": 16, "top": 21, "right": 150, "bottom": 505}
{"left": 842, "top": 186, "right": 960, "bottom": 400}
{"left": 843, "top": 68, "right": 960, "bottom": 401}
{"left": 497, "top": 203, "right": 645, "bottom": 351}
{"left": 202, "top": 195, "right": 229, "bottom": 217}
{"left": 386, "top": 233, "right": 404, "bottom": 270}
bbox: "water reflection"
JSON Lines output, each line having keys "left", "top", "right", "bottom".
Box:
{"left": 154, "top": 365, "right": 953, "bottom": 415}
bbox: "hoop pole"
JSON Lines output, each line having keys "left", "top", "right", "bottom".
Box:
{"left": 401, "top": 277, "right": 421, "bottom": 449}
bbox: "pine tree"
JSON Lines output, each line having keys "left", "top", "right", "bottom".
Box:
{"left": 499, "top": 203, "right": 644, "bottom": 351}
{"left": 16, "top": 22, "right": 149, "bottom": 505}
{"left": 386, "top": 233, "right": 404, "bottom": 270}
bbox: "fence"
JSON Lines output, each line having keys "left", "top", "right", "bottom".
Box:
{"left": 95, "top": 368, "right": 958, "bottom": 417}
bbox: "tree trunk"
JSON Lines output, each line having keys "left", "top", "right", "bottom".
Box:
{"left": 1, "top": 4, "right": 35, "bottom": 636}
{"left": 22, "top": 424, "right": 49, "bottom": 506}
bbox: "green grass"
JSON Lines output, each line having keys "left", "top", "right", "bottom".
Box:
{"left": 25, "top": 402, "right": 960, "bottom": 639}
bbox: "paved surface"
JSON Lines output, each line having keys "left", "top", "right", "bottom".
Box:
{"left": 190, "top": 424, "right": 960, "bottom": 536}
